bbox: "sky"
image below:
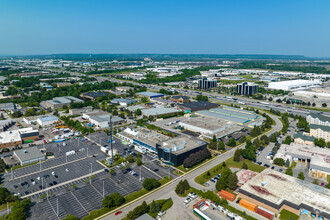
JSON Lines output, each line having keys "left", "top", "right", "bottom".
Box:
{"left": 1, "top": 0, "right": 330, "bottom": 57}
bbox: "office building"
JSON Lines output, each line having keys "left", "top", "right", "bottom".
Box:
{"left": 267, "top": 80, "right": 321, "bottom": 91}
{"left": 237, "top": 82, "right": 258, "bottom": 95}
{"left": 198, "top": 78, "right": 217, "bottom": 89}
{"left": 156, "top": 136, "right": 207, "bottom": 166}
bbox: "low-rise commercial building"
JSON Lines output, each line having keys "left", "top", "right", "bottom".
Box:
{"left": 309, "top": 124, "right": 330, "bottom": 142}
{"left": 83, "top": 111, "right": 124, "bottom": 129}
{"left": 307, "top": 113, "right": 330, "bottom": 127}
{"left": 110, "top": 98, "right": 137, "bottom": 106}
{"left": 81, "top": 92, "right": 109, "bottom": 100}
{"left": 37, "top": 115, "right": 59, "bottom": 127}
{"left": 293, "top": 132, "right": 315, "bottom": 146}
{"left": 0, "top": 103, "right": 15, "bottom": 111}
{"left": 19, "top": 127, "right": 39, "bottom": 142}
{"left": 69, "top": 106, "right": 94, "bottom": 115}
{"left": 141, "top": 107, "right": 181, "bottom": 117}
{"left": 0, "top": 130, "right": 22, "bottom": 148}
{"left": 156, "top": 136, "right": 207, "bottom": 166}
{"left": 238, "top": 169, "right": 330, "bottom": 219}
{"left": 14, "top": 147, "right": 45, "bottom": 166}
{"left": 170, "top": 95, "right": 190, "bottom": 103}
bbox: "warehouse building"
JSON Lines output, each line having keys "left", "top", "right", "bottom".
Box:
{"left": 14, "top": 147, "right": 45, "bottom": 166}
{"left": 309, "top": 124, "right": 330, "bottom": 142}
{"left": 170, "top": 95, "right": 190, "bottom": 103}
{"left": 0, "top": 130, "right": 22, "bottom": 148}
{"left": 238, "top": 169, "right": 330, "bottom": 219}
{"left": 156, "top": 136, "right": 207, "bottom": 166}
{"left": 237, "top": 82, "right": 258, "bottom": 95}
{"left": 141, "top": 107, "right": 181, "bottom": 117}
{"left": 177, "top": 101, "right": 219, "bottom": 112}
{"left": 136, "top": 91, "right": 164, "bottom": 98}
{"left": 274, "top": 143, "right": 330, "bottom": 179}
{"left": 0, "top": 103, "right": 16, "bottom": 111}
{"left": 69, "top": 106, "right": 93, "bottom": 115}
{"left": 110, "top": 98, "right": 137, "bottom": 106}
{"left": 196, "top": 106, "right": 260, "bottom": 125}
{"left": 267, "top": 80, "right": 322, "bottom": 91}
{"left": 307, "top": 113, "right": 330, "bottom": 127}
{"left": 81, "top": 92, "right": 109, "bottom": 100}
{"left": 37, "top": 115, "right": 59, "bottom": 127}
{"left": 179, "top": 115, "right": 240, "bottom": 139}
{"left": 83, "top": 111, "right": 124, "bottom": 129}
{"left": 41, "top": 96, "right": 84, "bottom": 109}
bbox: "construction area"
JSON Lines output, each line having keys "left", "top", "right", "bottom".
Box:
{"left": 238, "top": 169, "right": 330, "bottom": 220}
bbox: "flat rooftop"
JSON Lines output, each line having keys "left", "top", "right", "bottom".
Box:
{"left": 135, "top": 127, "right": 170, "bottom": 147}
{"left": 0, "top": 130, "right": 21, "bottom": 144}
{"left": 239, "top": 169, "right": 330, "bottom": 215}
{"left": 197, "top": 106, "right": 259, "bottom": 124}
{"left": 141, "top": 107, "right": 180, "bottom": 116}
{"left": 14, "top": 146, "right": 45, "bottom": 162}
{"left": 160, "top": 136, "right": 206, "bottom": 155}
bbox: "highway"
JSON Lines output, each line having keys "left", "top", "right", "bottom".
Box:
{"left": 99, "top": 113, "right": 282, "bottom": 220}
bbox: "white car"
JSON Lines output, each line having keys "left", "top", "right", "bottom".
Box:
{"left": 37, "top": 177, "right": 41, "bottom": 181}
{"left": 183, "top": 197, "right": 191, "bottom": 205}
{"left": 52, "top": 172, "right": 55, "bottom": 176}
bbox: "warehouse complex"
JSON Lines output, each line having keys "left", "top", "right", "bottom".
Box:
{"left": 267, "top": 79, "right": 322, "bottom": 91}
{"left": 238, "top": 169, "right": 330, "bottom": 219}
{"left": 41, "top": 96, "right": 84, "bottom": 109}
{"left": 274, "top": 143, "right": 330, "bottom": 179}
{"left": 156, "top": 136, "right": 207, "bottom": 166}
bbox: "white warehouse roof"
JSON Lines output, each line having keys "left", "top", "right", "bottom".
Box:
{"left": 268, "top": 79, "right": 322, "bottom": 91}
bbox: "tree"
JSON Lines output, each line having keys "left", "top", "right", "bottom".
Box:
{"left": 102, "top": 192, "right": 125, "bottom": 208}
{"left": 312, "top": 179, "right": 319, "bottom": 185}
{"left": 143, "top": 178, "right": 161, "bottom": 191}
{"left": 233, "top": 149, "right": 241, "bottom": 162}
{"left": 315, "top": 138, "right": 326, "bottom": 148}
{"left": 135, "top": 157, "right": 142, "bottom": 166}
{"left": 283, "top": 136, "right": 293, "bottom": 145}
{"left": 215, "top": 168, "right": 232, "bottom": 191}
{"left": 141, "top": 97, "right": 149, "bottom": 103}
{"left": 227, "top": 173, "right": 238, "bottom": 190}
{"left": 8, "top": 199, "right": 31, "bottom": 220}
{"left": 136, "top": 109, "right": 142, "bottom": 116}
{"left": 260, "top": 135, "right": 269, "bottom": 145}
{"left": 273, "top": 158, "right": 285, "bottom": 166}
{"left": 285, "top": 159, "right": 290, "bottom": 167}
{"left": 12, "top": 110, "right": 23, "bottom": 118}
{"left": 62, "top": 214, "right": 79, "bottom": 220}
{"left": 183, "top": 148, "right": 211, "bottom": 168}
{"left": 285, "top": 167, "right": 293, "bottom": 176}
{"left": 0, "top": 113, "right": 4, "bottom": 120}
{"left": 227, "top": 138, "right": 236, "bottom": 147}
{"left": 322, "top": 103, "right": 327, "bottom": 107}
{"left": 298, "top": 172, "right": 305, "bottom": 180}
{"left": 218, "top": 140, "right": 225, "bottom": 151}
{"left": 0, "top": 159, "right": 7, "bottom": 173}
{"left": 175, "top": 180, "right": 190, "bottom": 195}
{"left": 242, "top": 162, "right": 248, "bottom": 169}
{"left": 126, "top": 155, "right": 134, "bottom": 163}
{"left": 149, "top": 200, "right": 160, "bottom": 214}
{"left": 239, "top": 135, "right": 246, "bottom": 143}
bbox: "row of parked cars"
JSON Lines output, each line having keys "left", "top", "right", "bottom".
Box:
{"left": 183, "top": 192, "right": 198, "bottom": 205}
{"left": 210, "top": 174, "right": 221, "bottom": 183}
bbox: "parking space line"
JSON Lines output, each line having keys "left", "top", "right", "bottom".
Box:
{"left": 47, "top": 199, "right": 60, "bottom": 220}
{"left": 70, "top": 191, "right": 89, "bottom": 214}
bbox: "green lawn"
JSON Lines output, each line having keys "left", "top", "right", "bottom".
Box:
{"left": 194, "top": 163, "right": 224, "bottom": 185}
{"left": 0, "top": 202, "right": 14, "bottom": 211}
{"left": 225, "top": 157, "right": 266, "bottom": 173}
{"left": 279, "top": 209, "right": 299, "bottom": 220}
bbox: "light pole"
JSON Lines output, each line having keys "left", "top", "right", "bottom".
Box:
{"left": 39, "top": 159, "right": 42, "bottom": 171}
{"left": 103, "top": 181, "right": 105, "bottom": 198}
{"left": 42, "top": 178, "right": 44, "bottom": 190}
{"left": 11, "top": 168, "right": 13, "bottom": 180}
{"left": 57, "top": 199, "right": 59, "bottom": 217}
{"left": 90, "top": 163, "right": 92, "bottom": 184}
{"left": 87, "top": 148, "right": 89, "bottom": 157}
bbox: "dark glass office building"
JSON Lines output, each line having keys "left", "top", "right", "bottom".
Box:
{"left": 237, "top": 82, "right": 258, "bottom": 95}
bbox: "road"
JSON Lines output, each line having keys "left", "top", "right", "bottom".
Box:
{"left": 99, "top": 113, "right": 283, "bottom": 220}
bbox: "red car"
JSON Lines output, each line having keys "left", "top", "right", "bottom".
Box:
{"left": 321, "top": 183, "right": 325, "bottom": 186}
{"left": 115, "top": 211, "right": 122, "bottom": 216}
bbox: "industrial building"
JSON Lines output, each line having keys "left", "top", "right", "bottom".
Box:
{"left": 41, "top": 96, "right": 84, "bottom": 109}
{"left": 274, "top": 143, "right": 330, "bottom": 179}
{"left": 307, "top": 113, "right": 330, "bottom": 127}
{"left": 170, "top": 95, "right": 190, "bottom": 103}
{"left": 0, "top": 130, "right": 22, "bottom": 148}
{"left": 69, "top": 106, "right": 94, "bottom": 115}
{"left": 177, "top": 101, "right": 219, "bottom": 112}
{"left": 196, "top": 106, "right": 260, "bottom": 125}
{"left": 83, "top": 111, "right": 124, "bottom": 129}
{"left": 267, "top": 80, "right": 322, "bottom": 91}
{"left": 117, "top": 127, "right": 170, "bottom": 153}
{"left": 37, "top": 115, "right": 59, "bottom": 127}
{"left": 136, "top": 91, "right": 164, "bottom": 98}
{"left": 179, "top": 115, "right": 240, "bottom": 139}
{"left": 141, "top": 107, "right": 181, "bottom": 117}
{"left": 156, "top": 136, "right": 207, "bottom": 166}
{"left": 238, "top": 169, "right": 330, "bottom": 219}
{"left": 14, "top": 147, "right": 45, "bottom": 166}
{"left": 0, "top": 103, "right": 16, "bottom": 111}
{"left": 237, "top": 82, "right": 258, "bottom": 95}
{"left": 110, "top": 98, "right": 137, "bottom": 106}
{"left": 18, "top": 127, "right": 39, "bottom": 142}
{"left": 81, "top": 92, "right": 109, "bottom": 100}
{"left": 309, "top": 124, "right": 330, "bottom": 142}
{"left": 198, "top": 78, "right": 217, "bottom": 89}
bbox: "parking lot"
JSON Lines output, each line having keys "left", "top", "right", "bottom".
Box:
{"left": 28, "top": 164, "right": 166, "bottom": 219}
